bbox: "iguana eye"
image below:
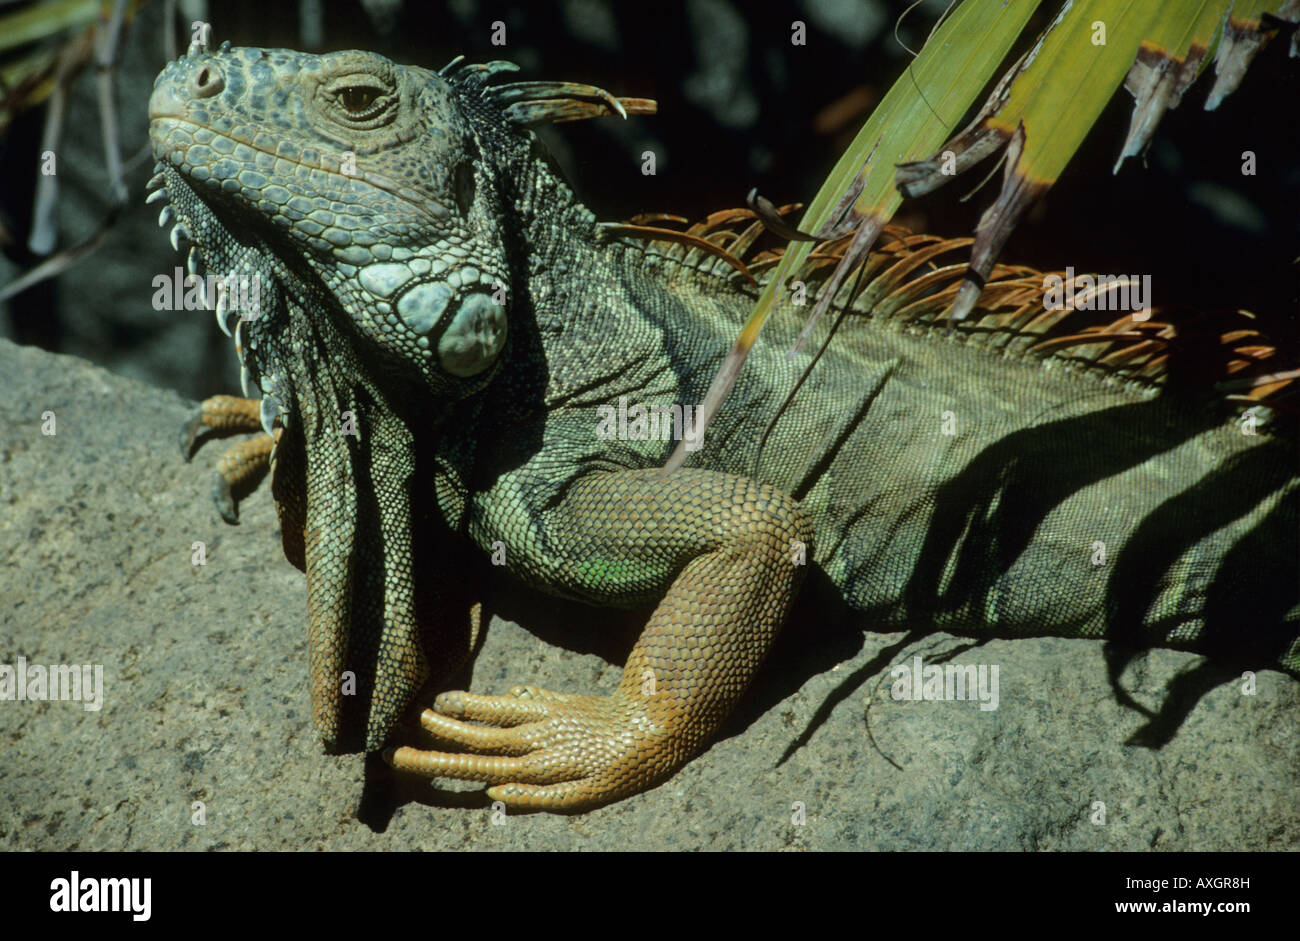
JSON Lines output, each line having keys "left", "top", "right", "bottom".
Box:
{"left": 338, "top": 86, "right": 380, "bottom": 112}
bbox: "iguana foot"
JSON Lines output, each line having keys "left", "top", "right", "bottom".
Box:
{"left": 181, "top": 394, "right": 280, "bottom": 523}
{"left": 385, "top": 686, "right": 671, "bottom": 812}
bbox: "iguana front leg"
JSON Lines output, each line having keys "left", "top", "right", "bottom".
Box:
{"left": 387, "top": 468, "right": 812, "bottom": 811}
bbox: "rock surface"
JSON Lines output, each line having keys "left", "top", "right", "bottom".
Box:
{"left": 1, "top": 338, "right": 1296, "bottom": 850}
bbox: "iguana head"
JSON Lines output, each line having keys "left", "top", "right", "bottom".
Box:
{"left": 148, "top": 42, "right": 522, "bottom": 399}
{"left": 147, "top": 41, "right": 648, "bottom": 753}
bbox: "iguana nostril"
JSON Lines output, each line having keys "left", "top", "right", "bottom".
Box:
{"left": 192, "top": 64, "right": 224, "bottom": 98}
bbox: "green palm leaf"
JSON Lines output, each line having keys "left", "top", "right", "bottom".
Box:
{"left": 667, "top": 0, "right": 1297, "bottom": 472}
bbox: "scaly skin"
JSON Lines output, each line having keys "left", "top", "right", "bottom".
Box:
{"left": 149, "top": 43, "right": 1298, "bottom": 811}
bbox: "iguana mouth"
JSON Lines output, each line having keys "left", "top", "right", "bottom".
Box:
{"left": 148, "top": 113, "right": 452, "bottom": 230}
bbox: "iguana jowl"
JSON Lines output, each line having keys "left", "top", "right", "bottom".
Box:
{"left": 147, "top": 43, "right": 1298, "bottom": 811}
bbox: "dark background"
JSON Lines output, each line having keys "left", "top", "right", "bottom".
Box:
{"left": 1, "top": 0, "right": 1295, "bottom": 400}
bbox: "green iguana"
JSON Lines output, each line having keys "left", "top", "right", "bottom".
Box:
{"left": 147, "top": 41, "right": 1298, "bottom": 812}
